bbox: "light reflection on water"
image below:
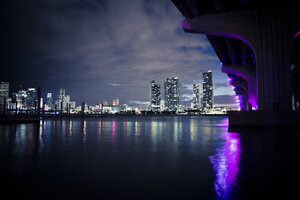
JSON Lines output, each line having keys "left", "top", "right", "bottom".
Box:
{"left": 1, "top": 116, "right": 299, "bottom": 199}
{"left": 209, "top": 130, "right": 241, "bottom": 200}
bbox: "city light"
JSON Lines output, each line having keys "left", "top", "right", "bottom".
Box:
{"left": 1, "top": 70, "right": 240, "bottom": 116}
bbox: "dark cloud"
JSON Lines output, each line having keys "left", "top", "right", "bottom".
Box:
{"left": 1, "top": 0, "right": 235, "bottom": 107}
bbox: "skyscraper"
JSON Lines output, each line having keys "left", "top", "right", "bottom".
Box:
{"left": 0, "top": 82, "right": 9, "bottom": 111}
{"left": 56, "top": 88, "right": 68, "bottom": 111}
{"left": 150, "top": 80, "right": 161, "bottom": 112}
{"left": 26, "top": 88, "right": 37, "bottom": 110}
{"left": 46, "top": 93, "right": 54, "bottom": 109}
{"left": 164, "top": 77, "right": 180, "bottom": 112}
{"left": 0, "top": 82, "right": 9, "bottom": 107}
{"left": 12, "top": 90, "right": 27, "bottom": 110}
{"left": 192, "top": 82, "right": 201, "bottom": 110}
{"left": 203, "top": 70, "right": 213, "bottom": 108}
{"left": 113, "top": 99, "right": 119, "bottom": 106}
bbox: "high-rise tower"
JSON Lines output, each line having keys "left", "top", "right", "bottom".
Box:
{"left": 56, "top": 88, "right": 66, "bottom": 111}
{"left": 46, "top": 93, "right": 54, "bottom": 109}
{"left": 203, "top": 70, "right": 213, "bottom": 108}
{"left": 150, "top": 80, "right": 161, "bottom": 112}
{"left": 192, "top": 82, "right": 201, "bottom": 110}
{"left": 0, "top": 82, "right": 9, "bottom": 107}
{"left": 113, "top": 99, "right": 119, "bottom": 106}
{"left": 26, "top": 88, "right": 37, "bottom": 110}
{"left": 164, "top": 77, "right": 180, "bottom": 112}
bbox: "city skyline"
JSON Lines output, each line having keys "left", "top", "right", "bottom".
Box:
{"left": 1, "top": 70, "right": 238, "bottom": 112}
{"left": 0, "top": 0, "right": 238, "bottom": 109}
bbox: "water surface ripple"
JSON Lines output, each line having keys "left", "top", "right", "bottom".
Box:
{"left": 0, "top": 116, "right": 299, "bottom": 199}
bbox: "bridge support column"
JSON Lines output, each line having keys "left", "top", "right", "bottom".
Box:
{"left": 222, "top": 64, "right": 257, "bottom": 110}
{"left": 255, "top": 9, "right": 291, "bottom": 111}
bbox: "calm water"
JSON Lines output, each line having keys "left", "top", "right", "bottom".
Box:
{"left": 0, "top": 116, "right": 300, "bottom": 199}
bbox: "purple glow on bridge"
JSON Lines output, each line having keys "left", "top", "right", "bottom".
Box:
{"left": 182, "top": 15, "right": 259, "bottom": 111}
{"left": 290, "top": 30, "right": 300, "bottom": 49}
{"left": 209, "top": 130, "right": 241, "bottom": 199}
{"left": 182, "top": 19, "right": 192, "bottom": 30}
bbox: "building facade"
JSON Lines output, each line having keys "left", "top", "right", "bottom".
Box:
{"left": 26, "top": 88, "right": 37, "bottom": 110}
{"left": 113, "top": 99, "right": 119, "bottom": 106}
{"left": 12, "top": 90, "right": 27, "bottom": 110}
{"left": 203, "top": 70, "right": 213, "bottom": 108}
{"left": 150, "top": 80, "right": 161, "bottom": 112}
{"left": 46, "top": 93, "right": 54, "bottom": 109}
{"left": 192, "top": 82, "right": 201, "bottom": 110}
{"left": 0, "top": 82, "right": 9, "bottom": 108}
{"left": 164, "top": 77, "right": 180, "bottom": 112}
{"left": 55, "top": 88, "right": 72, "bottom": 111}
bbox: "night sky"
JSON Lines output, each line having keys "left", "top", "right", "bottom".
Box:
{"left": 1, "top": 0, "right": 238, "bottom": 108}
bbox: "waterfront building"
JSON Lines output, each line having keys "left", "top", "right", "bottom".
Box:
{"left": 76, "top": 105, "right": 82, "bottom": 113}
{"left": 69, "top": 101, "right": 76, "bottom": 112}
{"left": 164, "top": 77, "right": 180, "bottom": 112}
{"left": 55, "top": 88, "right": 72, "bottom": 112}
{"left": 65, "top": 95, "right": 70, "bottom": 109}
{"left": 55, "top": 88, "right": 65, "bottom": 111}
{"left": 26, "top": 88, "right": 37, "bottom": 110}
{"left": 0, "top": 82, "right": 9, "bottom": 108}
{"left": 6, "top": 98, "right": 12, "bottom": 110}
{"left": 113, "top": 99, "right": 119, "bottom": 106}
{"left": 46, "top": 93, "right": 54, "bottom": 109}
{"left": 150, "top": 80, "right": 161, "bottom": 112}
{"left": 203, "top": 71, "right": 213, "bottom": 108}
{"left": 12, "top": 90, "right": 27, "bottom": 110}
{"left": 102, "top": 104, "right": 126, "bottom": 114}
{"left": 192, "top": 82, "right": 201, "bottom": 110}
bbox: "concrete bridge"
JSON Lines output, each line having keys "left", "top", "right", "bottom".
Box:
{"left": 172, "top": 0, "right": 300, "bottom": 126}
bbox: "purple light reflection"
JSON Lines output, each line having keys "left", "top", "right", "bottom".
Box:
{"left": 209, "top": 131, "right": 241, "bottom": 199}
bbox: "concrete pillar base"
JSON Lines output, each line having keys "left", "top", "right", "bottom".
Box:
{"left": 228, "top": 111, "right": 300, "bottom": 127}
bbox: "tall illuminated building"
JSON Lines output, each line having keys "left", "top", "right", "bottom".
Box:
{"left": 69, "top": 101, "right": 76, "bottom": 111}
{"left": 150, "top": 80, "right": 161, "bottom": 111}
{"left": 56, "top": 88, "right": 65, "bottom": 111}
{"left": 12, "top": 90, "right": 27, "bottom": 110}
{"left": 55, "top": 88, "right": 71, "bottom": 111}
{"left": 0, "top": 82, "right": 9, "bottom": 107}
{"left": 164, "top": 77, "right": 180, "bottom": 112}
{"left": 65, "top": 95, "right": 70, "bottom": 107}
{"left": 26, "top": 88, "right": 37, "bottom": 110}
{"left": 203, "top": 70, "right": 213, "bottom": 108}
{"left": 113, "top": 99, "right": 119, "bottom": 106}
{"left": 192, "top": 82, "right": 201, "bottom": 110}
{"left": 46, "top": 93, "right": 54, "bottom": 109}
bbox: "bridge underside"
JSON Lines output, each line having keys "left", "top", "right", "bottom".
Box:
{"left": 172, "top": 0, "right": 300, "bottom": 126}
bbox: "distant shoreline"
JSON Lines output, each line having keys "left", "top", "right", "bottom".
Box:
{"left": 0, "top": 113, "right": 228, "bottom": 123}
